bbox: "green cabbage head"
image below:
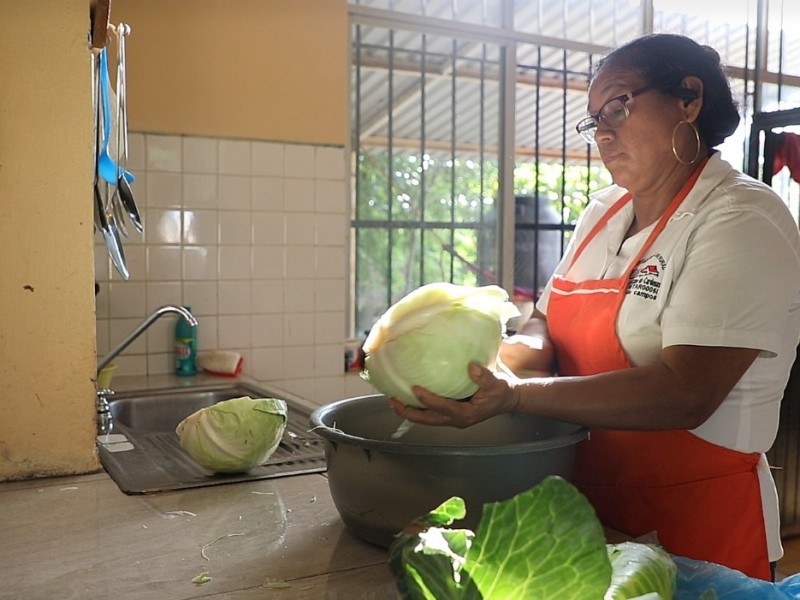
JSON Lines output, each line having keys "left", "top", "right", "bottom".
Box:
{"left": 176, "top": 396, "right": 287, "bottom": 473}
{"left": 361, "top": 282, "right": 520, "bottom": 407}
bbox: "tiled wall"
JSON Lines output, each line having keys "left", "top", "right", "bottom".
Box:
{"left": 94, "top": 133, "right": 373, "bottom": 405}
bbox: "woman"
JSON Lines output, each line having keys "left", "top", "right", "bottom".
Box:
{"left": 390, "top": 34, "right": 800, "bottom": 581}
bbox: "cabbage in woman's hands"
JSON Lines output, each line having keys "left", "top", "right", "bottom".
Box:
{"left": 361, "top": 283, "right": 520, "bottom": 407}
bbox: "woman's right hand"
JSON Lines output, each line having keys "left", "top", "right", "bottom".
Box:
{"left": 389, "top": 362, "right": 519, "bottom": 428}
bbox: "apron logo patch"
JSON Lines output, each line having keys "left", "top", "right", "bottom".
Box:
{"left": 627, "top": 253, "right": 667, "bottom": 300}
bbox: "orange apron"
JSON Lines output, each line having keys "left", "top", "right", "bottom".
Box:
{"left": 547, "top": 160, "right": 772, "bottom": 580}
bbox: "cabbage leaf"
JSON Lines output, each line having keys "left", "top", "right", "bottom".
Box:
{"left": 605, "top": 542, "right": 677, "bottom": 599}
{"left": 389, "top": 476, "right": 678, "bottom": 599}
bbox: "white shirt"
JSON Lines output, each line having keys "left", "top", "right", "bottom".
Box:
{"left": 537, "top": 153, "right": 800, "bottom": 559}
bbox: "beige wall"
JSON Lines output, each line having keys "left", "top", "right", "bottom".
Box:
{"left": 0, "top": 0, "right": 349, "bottom": 481}
{"left": 112, "top": 0, "right": 348, "bottom": 145}
{"left": 0, "top": 0, "right": 99, "bottom": 479}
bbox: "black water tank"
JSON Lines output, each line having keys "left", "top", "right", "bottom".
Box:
{"left": 514, "top": 196, "right": 563, "bottom": 299}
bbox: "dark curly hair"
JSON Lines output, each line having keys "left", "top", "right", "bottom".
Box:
{"left": 594, "top": 33, "right": 740, "bottom": 148}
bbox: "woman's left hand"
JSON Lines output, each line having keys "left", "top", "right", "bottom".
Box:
{"left": 388, "top": 362, "right": 519, "bottom": 428}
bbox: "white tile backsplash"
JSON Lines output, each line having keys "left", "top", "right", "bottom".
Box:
{"left": 314, "top": 278, "right": 346, "bottom": 311}
{"left": 252, "top": 212, "right": 285, "bottom": 245}
{"left": 146, "top": 281, "right": 183, "bottom": 312}
{"left": 146, "top": 135, "right": 182, "bottom": 172}
{"left": 184, "top": 210, "right": 218, "bottom": 246}
{"left": 146, "top": 209, "right": 182, "bottom": 244}
{"left": 315, "top": 179, "right": 347, "bottom": 213}
{"left": 253, "top": 246, "right": 285, "bottom": 279}
{"left": 316, "top": 146, "right": 347, "bottom": 180}
{"left": 218, "top": 175, "right": 252, "bottom": 210}
{"left": 250, "top": 347, "right": 284, "bottom": 380}
{"left": 285, "top": 212, "right": 315, "bottom": 247}
{"left": 146, "top": 172, "right": 182, "bottom": 208}
{"left": 184, "top": 245, "right": 218, "bottom": 280}
{"left": 195, "top": 315, "right": 219, "bottom": 352}
{"left": 285, "top": 245, "right": 316, "bottom": 278}
{"left": 95, "top": 136, "right": 358, "bottom": 405}
{"left": 283, "top": 345, "right": 315, "bottom": 379}
{"left": 218, "top": 314, "right": 252, "bottom": 348}
{"left": 118, "top": 245, "right": 146, "bottom": 281}
{"left": 218, "top": 280, "right": 252, "bottom": 315}
{"left": 219, "top": 139, "right": 252, "bottom": 176}
{"left": 315, "top": 246, "right": 345, "bottom": 279}
{"left": 127, "top": 133, "right": 146, "bottom": 171}
{"left": 183, "top": 281, "right": 218, "bottom": 315}
{"left": 252, "top": 142, "right": 285, "bottom": 177}
{"left": 218, "top": 246, "right": 252, "bottom": 280}
{"left": 218, "top": 211, "right": 251, "bottom": 245}
{"left": 109, "top": 281, "right": 146, "bottom": 318}
{"left": 284, "top": 145, "right": 316, "bottom": 178}
{"left": 315, "top": 213, "right": 346, "bottom": 246}
{"left": 315, "top": 343, "right": 346, "bottom": 377}
{"left": 251, "top": 279, "right": 284, "bottom": 313}
{"left": 284, "top": 312, "right": 315, "bottom": 347}
{"left": 147, "top": 245, "right": 183, "bottom": 280}
{"left": 183, "top": 137, "right": 218, "bottom": 173}
{"left": 183, "top": 173, "right": 218, "bottom": 209}
{"left": 284, "top": 178, "right": 315, "bottom": 212}
{"left": 314, "top": 311, "right": 346, "bottom": 344}
{"left": 252, "top": 176, "right": 286, "bottom": 213}
{"left": 284, "top": 279, "right": 316, "bottom": 313}
{"left": 251, "top": 314, "right": 284, "bottom": 347}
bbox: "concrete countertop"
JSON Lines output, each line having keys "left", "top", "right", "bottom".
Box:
{"left": 1, "top": 373, "right": 398, "bottom": 599}
{"left": 1, "top": 471, "right": 398, "bottom": 599}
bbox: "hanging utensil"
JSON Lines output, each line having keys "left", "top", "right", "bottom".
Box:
{"left": 94, "top": 48, "right": 130, "bottom": 280}
{"left": 115, "top": 23, "right": 143, "bottom": 233}
{"left": 97, "top": 48, "right": 134, "bottom": 186}
{"left": 112, "top": 189, "right": 130, "bottom": 239}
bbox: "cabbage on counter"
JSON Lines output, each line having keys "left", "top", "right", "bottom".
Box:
{"left": 389, "top": 476, "right": 677, "bottom": 600}
{"left": 176, "top": 396, "right": 287, "bottom": 473}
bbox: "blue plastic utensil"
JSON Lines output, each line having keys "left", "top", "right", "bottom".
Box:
{"left": 98, "top": 48, "right": 134, "bottom": 186}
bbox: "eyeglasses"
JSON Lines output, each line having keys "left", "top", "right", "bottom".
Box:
{"left": 575, "top": 84, "right": 655, "bottom": 144}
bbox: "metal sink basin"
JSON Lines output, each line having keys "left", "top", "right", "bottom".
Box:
{"left": 97, "top": 381, "right": 326, "bottom": 494}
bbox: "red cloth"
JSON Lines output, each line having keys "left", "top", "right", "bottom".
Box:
{"left": 773, "top": 132, "right": 800, "bottom": 183}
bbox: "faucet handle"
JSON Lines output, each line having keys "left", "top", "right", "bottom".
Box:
{"left": 96, "top": 390, "right": 114, "bottom": 436}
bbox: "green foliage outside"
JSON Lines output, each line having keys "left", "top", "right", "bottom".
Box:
{"left": 353, "top": 149, "right": 612, "bottom": 335}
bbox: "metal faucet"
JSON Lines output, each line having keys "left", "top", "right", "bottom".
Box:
{"left": 96, "top": 305, "right": 198, "bottom": 435}
{"left": 97, "top": 305, "right": 198, "bottom": 376}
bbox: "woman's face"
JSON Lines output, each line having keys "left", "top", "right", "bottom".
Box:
{"left": 586, "top": 68, "right": 685, "bottom": 195}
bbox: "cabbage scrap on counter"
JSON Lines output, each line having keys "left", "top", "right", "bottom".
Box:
{"left": 362, "top": 282, "right": 520, "bottom": 408}
{"left": 389, "top": 476, "right": 677, "bottom": 600}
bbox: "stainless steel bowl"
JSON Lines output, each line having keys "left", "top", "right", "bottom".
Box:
{"left": 310, "top": 394, "right": 588, "bottom": 548}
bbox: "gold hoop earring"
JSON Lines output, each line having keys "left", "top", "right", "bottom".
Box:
{"left": 672, "top": 120, "right": 701, "bottom": 165}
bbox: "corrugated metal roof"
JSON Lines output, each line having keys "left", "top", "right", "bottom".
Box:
{"left": 350, "top": 0, "right": 800, "bottom": 164}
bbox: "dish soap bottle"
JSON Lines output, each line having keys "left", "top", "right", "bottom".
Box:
{"left": 175, "top": 306, "right": 197, "bottom": 376}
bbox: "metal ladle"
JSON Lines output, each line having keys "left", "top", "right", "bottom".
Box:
{"left": 114, "top": 23, "right": 142, "bottom": 233}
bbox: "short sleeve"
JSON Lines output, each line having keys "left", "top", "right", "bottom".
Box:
{"left": 662, "top": 207, "right": 799, "bottom": 356}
